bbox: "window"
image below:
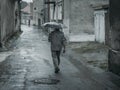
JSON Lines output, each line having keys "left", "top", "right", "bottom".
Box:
{"left": 34, "top": 7, "right": 37, "bottom": 10}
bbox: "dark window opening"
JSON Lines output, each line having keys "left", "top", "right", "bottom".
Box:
{"left": 34, "top": 7, "right": 36, "bottom": 10}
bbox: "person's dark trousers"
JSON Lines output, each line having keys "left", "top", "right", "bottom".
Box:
{"left": 56, "top": 51, "right": 61, "bottom": 65}
{"left": 51, "top": 51, "right": 61, "bottom": 72}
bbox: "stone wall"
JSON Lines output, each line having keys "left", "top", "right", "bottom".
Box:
{"left": 0, "top": 0, "right": 1, "bottom": 46}
{"left": 69, "top": 0, "right": 109, "bottom": 35}
{"left": 33, "top": 0, "right": 44, "bottom": 25}
{"left": 0, "top": 0, "right": 21, "bottom": 47}
{"left": 108, "top": 0, "right": 120, "bottom": 75}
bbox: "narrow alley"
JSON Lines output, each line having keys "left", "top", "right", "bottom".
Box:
{"left": 0, "top": 25, "right": 119, "bottom": 90}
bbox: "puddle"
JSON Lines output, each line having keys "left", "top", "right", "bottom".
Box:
{"left": 32, "top": 78, "right": 60, "bottom": 85}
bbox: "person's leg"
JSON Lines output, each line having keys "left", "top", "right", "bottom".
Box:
{"left": 56, "top": 51, "right": 61, "bottom": 65}
{"left": 51, "top": 51, "right": 59, "bottom": 73}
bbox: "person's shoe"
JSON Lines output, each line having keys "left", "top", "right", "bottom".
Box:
{"left": 55, "top": 68, "right": 60, "bottom": 73}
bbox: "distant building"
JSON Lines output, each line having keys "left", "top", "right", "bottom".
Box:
{"left": 44, "top": 0, "right": 109, "bottom": 42}
{"left": 21, "top": 2, "right": 33, "bottom": 26}
{"left": 44, "top": 0, "right": 63, "bottom": 22}
{"left": 50, "top": 0, "right": 63, "bottom": 22}
{"left": 33, "top": 0, "right": 44, "bottom": 26}
{"left": 0, "top": 0, "right": 21, "bottom": 47}
{"left": 32, "top": 0, "right": 62, "bottom": 26}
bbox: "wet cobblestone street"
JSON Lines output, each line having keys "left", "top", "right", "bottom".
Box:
{"left": 0, "top": 25, "right": 120, "bottom": 90}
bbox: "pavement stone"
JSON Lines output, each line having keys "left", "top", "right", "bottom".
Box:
{"left": 0, "top": 25, "right": 119, "bottom": 90}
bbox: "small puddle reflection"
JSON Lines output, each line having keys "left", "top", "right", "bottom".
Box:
{"left": 32, "top": 78, "right": 60, "bottom": 85}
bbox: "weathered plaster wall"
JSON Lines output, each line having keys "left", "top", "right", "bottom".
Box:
{"left": 69, "top": 0, "right": 109, "bottom": 35}
{"left": 63, "top": 0, "right": 70, "bottom": 39}
{"left": 0, "top": 0, "right": 20, "bottom": 47}
{"left": 33, "top": 0, "right": 44, "bottom": 25}
{"left": 0, "top": 0, "right": 15, "bottom": 43}
{"left": 108, "top": 0, "right": 120, "bottom": 75}
{"left": 0, "top": 0, "right": 1, "bottom": 45}
{"left": 15, "top": 1, "right": 21, "bottom": 32}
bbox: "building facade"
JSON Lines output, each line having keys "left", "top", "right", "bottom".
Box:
{"left": 63, "top": 0, "right": 109, "bottom": 41}
{"left": 33, "top": 0, "right": 44, "bottom": 26}
{"left": 94, "top": 5, "right": 109, "bottom": 43}
{"left": 48, "top": 0, "right": 63, "bottom": 22}
{"left": 32, "top": 0, "right": 63, "bottom": 26}
{"left": 21, "top": 2, "right": 33, "bottom": 25}
{"left": 43, "top": 0, "right": 63, "bottom": 22}
{"left": 0, "top": 0, "right": 21, "bottom": 47}
{"left": 108, "top": 0, "right": 120, "bottom": 75}
{"left": 43, "top": 0, "right": 109, "bottom": 41}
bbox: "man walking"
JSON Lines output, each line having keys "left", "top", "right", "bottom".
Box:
{"left": 48, "top": 28, "right": 66, "bottom": 73}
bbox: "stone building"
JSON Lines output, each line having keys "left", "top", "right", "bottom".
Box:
{"left": 63, "top": 0, "right": 109, "bottom": 41}
{"left": 108, "top": 0, "right": 120, "bottom": 75}
{"left": 21, "top": 2, "right": 33, "bottom": 25}
{"left": 0, "top": 0, "right": 21, "bottom": 47}
{"left": 43, "top": 0, "right": 63, "bottom": 23}
{"left": 33, "top": 0, "right": 44, "bottom": 26}
{"left": 32, "top": 0, "right": 63, "bottom": 26}
{"left": 43, "top": 0, "right": 109, "bottom": 41}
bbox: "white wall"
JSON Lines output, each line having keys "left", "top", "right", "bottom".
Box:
{"left": 33, "top": 0, "right": 44, "bottom": 25}
{"left": 94, "top": 10, "right": 107, "bottom": 43}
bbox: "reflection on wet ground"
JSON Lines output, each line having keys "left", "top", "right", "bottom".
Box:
{"left": 0, "top": 25, "right": 120, "bottom": 90}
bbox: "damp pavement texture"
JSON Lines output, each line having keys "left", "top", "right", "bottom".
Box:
{"left": 67, "top": 42, "right": 109, "bottom": 72}
{"left": 0, "top": 25, "right": 120, "bottom": 90}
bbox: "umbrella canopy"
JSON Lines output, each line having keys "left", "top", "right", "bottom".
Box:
{"left": 42, "top": 22, "right": 67, "bottom": 29}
